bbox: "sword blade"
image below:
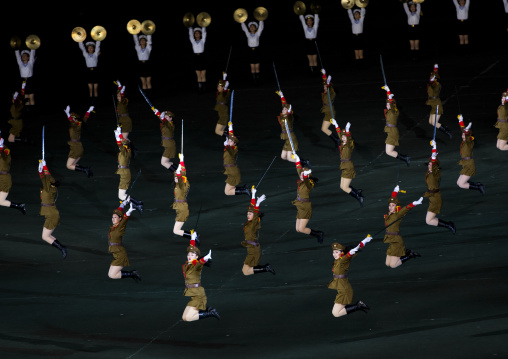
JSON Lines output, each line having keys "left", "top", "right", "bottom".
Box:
{"left": 255, "top": 156, "right": 277, "bottom": 189}
{"left": 138, "top": 85, "right": 154, "bottom": 109}
{"left": 42, "top": 125, "right": 45, "bottom": 160}
{"left": 284, "top": 119, "right": 296, "bottom": 155}
{"left": 273, "top": 62, "right": 281, "bottom": 94}
{"left": 229, "top": 90, "right": 234, "bottom": 123}
{"left": 181, "top": 119, "right": 184, "bottom": 155}
{"left": 433, "top": 105, "right": 439, "bottom": 140}
{"left": 380, "top": 54, "right": 387, "bottom": 87}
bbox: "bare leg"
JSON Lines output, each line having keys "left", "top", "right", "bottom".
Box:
{"left": 146, "top": 77, "right": 152, "bottom": 89}
{"left": 385, "top": 255, "right": 402, "bottom": 269}
{"left": 182, "top": 306, "right": 200, "bottom": 322}
{"left": 161, "top": 156, "right": 173, "bottom": 169}
{"left": 332, "top": 303, "right": 347, "bottom": 317}
{"left": 0, "top": 192, "right": 11, "bottom": 207}
{"left": 242, "top": 264, "right": 254, "bottom": 276}
{"left": 296, "top": 218, "right": 311, "bottom": 235}
{"left": 42, "top": 227, "right": 56, "bottom": 245}
{"left": 66, "top": 157, "right": 80, "bottom": 171}
{"left": 281, "top": 150, "right": 296, "bottom": 162}
{"left": 429, "top": 114, "right": 442, "bottom": 128}
{"left": 321, "top": 120, "right": 332, "bottom": 136}
{"left": 225, "top": 183, "right": 236, "bottom": 196}
{"left": 108, "top": 265, "right": 123, "bottom": 279}
{"left": 414, "top": 39, "right": 420, "bottom": 50}
{"left": 426, "top": 211, "right": 439, "bottom": 226}
{"left": 497, "top": 139, "right": 508, "bottom": 150}
{"left": 140, "top": 77, "right": 147, "bottom": 89}
{"left": 385, "top": 144, "right": 398, "bottom": 158}
{"left": 173, "top": 221, "right": 185, "bottom": 236}
{"left": 340, "top": 177, "right": 352, "bottom": 194}
{"left": 122, "top": 132, "right": 130, "bottom": 141}
{"left": 88, "top": 83, "right": 93, "bottom": 98}
{"left": 8, "top": 133, "right": 15, "bottom": 143}
{"left": 118, "top": 189, "right": 130, "bottom": 202}
{"left": 93, "top": 83, "right": 99, "bottom": 98}
{"left": 215, "top": 123, "right": 226, "bottom": 136}
{"left": 457, "top": 174, "right": 471, "bottom": 189}
{"left": 310, "top": 55, "right": 318, "bottom": 67}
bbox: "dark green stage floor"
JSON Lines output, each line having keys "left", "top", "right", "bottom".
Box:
{"left": 2, "top": 4, "right": 508, "bottom": 358}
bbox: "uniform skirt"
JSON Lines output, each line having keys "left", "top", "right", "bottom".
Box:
{"left": 185, "top": 287, "right": 207, "bottom": 310}
{"left": 162, "top": 139, "right": 177, "bottom": 159}
{"left": 459, "top": 159, "right": 476, "bottom": 176}
{"left": 292, "top": 199, "right": 312, "bottom": 219}
{"left": 340, "top": 162, "right": 356, "bottom": 179}
{"left": 425, "top": 193, "right": 442, "bottom": 214}
{"left": 427, "top": 100, "right": 444, "bottom": 115}
{"left": 137, "top": 60, "right": 152, "bottom": 78}
{"left": 223, "top": 166, "right": 241, "bottom": 186}
{"left": 40, "top": 206, "right": 60, "bottom": 230}
{"left": 193, "top": 53, "right": 206, "bottom": 71}
{"left": 332, "top": 279, "right": 353, "bottom": 305}
{"left": 0, "top": 173, "right": 12, "bottom": 193}
{"left": 495, "top": 121, "right": 508, "bottom": 140}
{"left": 248, "top": 46, "right": 262, "bottom": 64}
{"left": 384, "top": 127, "right": 400, "bottom": 146}
{"left": 116, "top": 168, "right": 131, "bottom": 190}
{"left": 109, "top": 245, "right": 130, "bottom": 267}
{"left": 119, "top": 116, "right": 133, "bottom": 133}
{"left": 68, "top": 141, "right": 84, "bottom": 159}
{"left": 407, "top": 24, "right": 421, "bottom": 40}
{"left": 172, "top": 202, "right": 189, "bottom": 222}
{"left": 216, "top": 107, "right": 229, "bottom": 126}
{"left": 8, "top": 118, "right": 23, "bottom": 137}
{"left": 85, "top": 67, "right": 100, "bottom": 84}
{"left": 383, "top": 234, "right": 406, "bottom": 257}
{"left": 242, "top": 243, "right": 261, "bottom": 267}
{"left": 304, "top": 38, "right": 317, "bottom": 55}
{"left": 281, "top": 132, "right": 299, "bottom": 152}
{"left": 352, "top": 33, "right": 365, "bottom": 50}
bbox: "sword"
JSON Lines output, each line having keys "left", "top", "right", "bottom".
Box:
{"left": 181, "top": 119, "right": 184, "bottom": 155}
{"left": 112, "top": 93, "right": 119, "bottom": 127}
{"left": 224, "top": 46, "right": 233, "bottom": 74}
{"left": 273, "top": 62, "right": 281, "bottom": 94}
{"left": 432, "top": 105, "right": 439, "bottom": 141}
{"left": 229, "top": 90, "right": 234, "bottom": 124}
{"left": 42, "top": 125, "right": 45, "bottom": 160}
{"left": 380, "top": 54, "right": 388, "bottom": 88}
{"left": 284, "top": 119, "right": 296, "bottom": 157}
{"left": 315, "top": 41, "right": 335, "bottom": 121}
{"left": 138, "top": 85, "right": 155, "bottom": 110}
{"left": 255, "top": 156, "right": 276, "bottom": 189}
{"left": 125, "top": 169, "right": 142, "bottom": 201}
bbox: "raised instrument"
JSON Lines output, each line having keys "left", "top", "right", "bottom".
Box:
{"left": 25, "top": 34, "right": 40, "bottom": 50}
{"left": 294, "top": 1, "right": 306, "bottom": 15}
{"left": 71, "top": 27, "right": 86, "bottom": 42}
{"left": 127, "top": 20, "right": 141, "bottom": 34}
{"left": 233, "top": 8, "right": 248, "bottom": 23}
{"left": 254, "top": 7, "right": 269, "bottom": 21}
{"left": 91, "top": 26, "right": 107, "bottom": 41}
{"left": 183, "top": 12, "right": 195, "bottom": 28}
{"left": 341, "top": 0, "right": 355, "bottom": 9}
{"left": 141, "top": 20, "right": 155, "bottom": 35}
{"left": 196, "top": 12, "right": 211, "bottom": 27}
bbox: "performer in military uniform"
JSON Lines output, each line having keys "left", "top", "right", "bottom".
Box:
{"left": 456, "top": 116, "right": 485, "bottom": 194}
{"left": 214, "top": 74, "right": 231, "bottom": 136}
{"left": 7, "top": 82, "right": 26, "bottom": 143}
{"left": 152, "top": 107, "right": 177, "bottom": 171}
{"left": 78, "top": 40, "right": 101, "bottom": 103}
{"left": 328, "top": 235, "right": 372, "bottom": 318}
{"left": 331, "top": 120, "right": 364, "bottom": 206}
{"left": 114, "top": 127, "right": 143, "bottom": 211}
{"left": 181, "top": 240, "right": 219, "bottom": 321}
{"left": 172, "top": 154, "right": 199, "bottom": 240}
{"left": 188, "top": 26, "right": 207, "bottom": 92}
{"left": 299, "top": 13, "right": 319, "bottom": 73}
{"left": 116, "top": 81, "right": 133, "bottom": 141}
{"left": 424, "top": 141, "right": 456, "bottom": 233}
{"left": 38, "top": 159, "right": 67, "bottom": 259}
{"left": 241, "top": 187, "right": 275, "bottom": 276}
{"left": 277, "top": 91, "right": 299, "bottom": 162}
{"left": 320, "top": 69, "right": 340, "bottom": 148}
{"left": 0, "top": 137, "right": 26, "bottom": 214}
{"left": 108, "top": 200, "right": 141, "bottom": 282}
{"left": 383, "top": 185, "right": 423, "bottom": 269}
{"left": 223, "top": 122, "right": 250, "bottom": 196}
{"left": 382, "top": 86, "right": 410, "bottom": 166}
{"left": 427, "top": 64, "right": 452, "bottom": 139}
{"left": 495, "top": 89, "right": 508, "bottom": 151}
{"left": 292, "top": 152, "right": 324, "bottom": 243}
{"left": 240, "top": 20, "right": 264, "bottom": 83}
{"left": 133, "top": 34, "right": 153, "bottom": 94}
{"left": 63, "top": 105, "right": 93, "bottom": 177}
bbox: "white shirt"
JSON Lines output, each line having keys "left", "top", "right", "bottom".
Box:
{"left": 299, "top": 14, "right": 319, "bottom": 39}
{"left": 453, "top": 0, "right": 470, "bottom": 20}
{"left": 348, "top": 8, "right": 366, "bottom": 34}
{"left": 79, "top": 41, "right": 101, "bottom": 68}
{"left": 241, "top": 21, "right": 264, "bottom": 47}
{"left": 15, "top": 49, "right": 35, "bottom": 78}
{"left": 403, "top": 3, "right": 421, "bottom": 25}
{"left": 133, "top": 34, "right": 152, "bottom": 61}
{"left": 189, "top": 27, "right": 207, "bottom": 54}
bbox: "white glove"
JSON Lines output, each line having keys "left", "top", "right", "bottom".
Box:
{"left": 393, "top": 185, "right": 400, "bottom": 193}
{"left": 384, "top": 85, "right": 390, "bottom": 92}
{"left": 38, "top": 161, "right": 43, "bottom": 172}
{"left": 278, "top": 91, "right": 284, "bottom": 98}
{"left": 288, "top": 104, "right": 292, "bottom": 113}
{"left": 114, "top": 128, "right": 121, "bottom": 141}
{"left": 293, "top": 153, "right": 300, "bottom": 163}
{"left": 327, "top": 75, "right": 331, "bottom": 85}
{"left": 465, "top": 122, "right": 472, "bottom": 131}
{"left": 434, "top": 64, "right": 439, "bottom": 69}
{"left": 126, "top": 201, "right": 135, "bottom": 216}
{"left": 431, "top": 140, "right": 437, "bottom": 149}
{"left": 412, "top": 197, "right": 423, "bottom": 206}
{"left": 361, "top": 235, "right": 372, "bottom": 245}
{"left": 203, "top": 249, "right": 212, "bottom": 261}
{"left": 223, "top": 138, "right": 229, "bottom": 146}
{"left": 40, "top": 159, "right": 47, "bottom": 168}
{"left": 224, "top": 81, "right": 229, "bottom": 90}
{"left": 349, "top": 244, "right": 361, "bottom": 255}
{"left": 256, "top": 194, "right": 266, "bottom": 207}
{"left": 251, "top": 187, "right": 257, "bottom": 199}
{"left": 116, "top": 80, "right": 122, "bottom": 88}
{"left": 223, "top": 73, "right": 227, "bottom": 81}
{"left": 12, "top": 92, "right": 19, "bottom": 100}
{"left": 330, "top": 118, "right": 338, "bottom": 128}
{"left": 321, "top": 68, "right": 326, "bottom": 75}
{"left": 175, "top": 164, "right": 182, "bottom": 174}
{"left": 228, "top": 121, "right": 233, "bottom": 131}
{"left": 64, "top": 106, "right": 71, "bottom": 118}
{"left": 457, "top": 114, "right": 463, "bottom": 122}
{"left": 179, "top": 153, "right": 184, "bottom": 162}
{"left": 0, "top": 138, "right": 4, "bottom": 148}
{"left": 430, "top": 75, "right": 436, "bottom": 82}
{"left": 303, "top": 169, "right": 312, "bottom": 177}
{"left": 191, "top": 232, "right": 197, "bottom": 241}
{"left": 345, "top": 122, "right": 351, "bottom": 132}
{"left": 120, "top": 86, "right": 126, "bottom": 94}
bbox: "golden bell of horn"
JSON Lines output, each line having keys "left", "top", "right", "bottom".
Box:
{"left": 91, "top": 25, "right": 107, "bottom": 41}
{"left": 25, "top": 34, "right": 41, "bottom": 50}
{"left": 127, "top": 20, "right": 141, "bottom": 35}
{"left": 233, "top": 8, "right": 248, "bottom": 23}
{"left": 141, "top": 20, "right": 156, "bottom": 35}
{"left": 341, "top": 0, "right": 355, "bottom": 9}
{"left": 294, "top": 1, "right": 306, "bottom": 15}
{"left": 196, "top": 12, "right": 211, "bottom": 27}
{"left": 253, "top": 7, "right": 268, "bottom": 21}
{"left": 183, "top": 12, "right": 195, "bottom": 28}
{"left": 10, "top": 36, "right": 22, "bottom": 49}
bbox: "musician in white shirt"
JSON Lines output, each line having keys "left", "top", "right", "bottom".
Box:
{"left": 133, "top": 34, "right": 152, "bottom": 92}
{"left": 188, "top": 27, "right": 207, "bottom": 92}
{"left": 299, "top": 14, "right": 319, "bottom": 73}
{"left": 78, "top": 41, "right": 101, "bottom": 102}
{"left": 403, "top": 2, "right": 422, "bottom": 54}
{"left": 241, "top": 21, "right": 264, "bottom": 83}
{"left": 14, "top": 49, "right": 36, "bottom": 106}
{"left": 347, "top": 8, "right": 366, "bottom": 62}
{"left": 453, "top": 0, "right": 470, "bottom": 46}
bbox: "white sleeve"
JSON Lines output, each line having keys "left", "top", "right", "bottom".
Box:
{"left": 188, "top": 27, "right": 194, "bottom": 43}
{"left": 314, "top": 14, "right": 320, "bottom": 30}
{"left": 95, "top": 41, "right": 101, "bottom": 54}
{"left": 347, "top": 9, "right": 354, "bottom": 23}
{"left": 361, "top": 8, "right": 366, "bottom": 20}
{"left": 15, "top": 50, "right": 22, "bottom": 66}
{"left": 201, "top": 27, "right": 207, "bottom": 43}
{"left": 505, "top": 0, "right": 508, "bottom": 12}
{"left": 417, "top": 4, "right": 421, "bottom": 13}
{"left": 79, "top": 41, "right": 87, "bottom": 56}
{"left": 258, "top": 20, "right": 264, "bottom": 35}
{"left": 29, "top": 49, "right": 36, "bottom": 65}
{"left": 241, "top": 22, "right": 249, "bottom": 36}
{"left": 133, "top": 34, "right": 140, "bottom": 48}
{"left": 453, "top": 0, "right": 459, "bottom": 9}
{"left": 299, "top": 15, "right": 306, "bottom": 29}
{"left": 403, "top": 3, "right": 410, "bottom": 16}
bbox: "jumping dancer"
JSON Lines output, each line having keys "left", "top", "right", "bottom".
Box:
{"left": 63, "top": 105, "right": 93, "bottom": 177}
{"left": 453, "top": 0, "right": 470, "bottom": 48}
{"left": 495, "top": 89, "right": 508, "bottom": 150}
{"left": 456, "top": 116, "right": 484, "bottom": 194}
{"left": 403, "top": 1, "right": 422, "bottom": 59}
{"left": 277, "top": 91, "right": 299, "bottom": 162}
{"left": 0, "top": 137, "right": 26, "bottom": 214}
{"left": 223, "top": 122, "right": 250, "bottom": 196}
{"left": 152, "top": 107, "right": 177, "bottom": 171}
{"left": 172, "top": 154, "right": 199, "bottom": 240}
{"left": 382, "top": 86, "right": 410, "bottom": 166}
{"left": 14, "top": 49, "right": 36, "bottom": 109}
{"left": 116, "top": 80, "right": 133, "bottom": 141}
{"left": 7, "top": 82, "right": 27, "bottom": 143}
{"left": 188, "top": 26, "right": 207, "bottom": 92}
{"left": 320, "top": 69, "right": 340, "bottom": 148}
{"left": 78, "top": 40, "right": 101, "bottom": 103}
{"left": 214, "top": 74, "right": 231, "bottom": 136}
{"left": 427, "top": 64, "right": 452, "bottom": 139}
{"left": 347, "top": 8, "right": 366, "bottom": 63}
{"left": 133, "top": 34, "right": 153, "bottom": 93}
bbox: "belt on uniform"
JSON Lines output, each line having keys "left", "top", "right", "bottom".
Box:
{"left": 118, "top": 165, "right": 129, "bottom": 169}
{"left": 341, "top": 158, "right": 352, "bottom": 162}
{"left": 297, "top": 196, "right": 310, "bottom": 202}
{"left": 217, "top": 102, "right": 227, "bottom": 105}
{"left": 386, "top": 231, "right": 400, "bottom": 236}
{"left": 119, "top": 113, "right": 130, "bottom": 117}
{"left": 175, "top": 199, "right": 187, "bottom": 203}
{"left": 333, "top": 274, "right": 348, "bottom": 279}
{"left": 162, "top": 136, "right": 174, "bottom": 140}
{"left": 70, "top": 138, "right": 81, "bottom": 142}
{"left": 41, "top": 203, "right": 55, "bottom": 207}
{"left": 428, "top": 96, "right": 439, "bottom": 100}
{"left": 223, "top": 163, "right": 237, "bottom": 167}
{"left": 109, "top": 242, "right": 123, "bottom": 246}
{"left": 426, "top": 189, "right": 440, "bottom": 193}
{"left": 186, "top": 283, "right": 201, "bottom": 288}
{"left": 251, "top": 47, "right": 257, "bottom": 50}
{"left": 461, "top": 156, "right": 472, "bottom": 160}
{"left": 497, "top": 119, "right": 508, "bottom": 123}
{"left": 0, "top": 171, "right": 10, "bottom": 175}
{"left": 385, "top": 123, "right": 396, "bottom": 127}
{"left": 282, "top": 129, "right": 292, "bottom": 134}
{"left": 245, "top": 240, "right": 259, "bottom": 247}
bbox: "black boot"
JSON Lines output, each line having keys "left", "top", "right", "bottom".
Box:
{"left": 348, "top": 187, "right": 364, "bottom": 207}
{"left": 400, "top": 248, "right": 421, "bottom": 264}
{"left": 300, "top": 158, "right": 311, "bottom": 169}
{"left": 438, "top": 219, "right": 456, "bottom": 234}
{"left": 10, "top": 202, "right": 26, "bottom": 214}
{"left": 253, "top": 264, "right": 276, "bottom": 275}
{"left": 468, "top": 181, "right": 485, "bottom": 195}
{"left": 235, "top": 184, "right": 251, "bottom": 197}
{"left": 121, "top": 270, "right": 142, "bottom": 282}
{"left": 130, "top": 197, "right": 144, "bottom": 214}
{"left": 75, "top": 164, "right": 93, "bottom": 177}
{"left": 51, "top": 240, "right": 68, "bottom": 259}
{"left": 198, "top": 307, "right": 220, "bottom": 320}
{"left": 438, "top": 124, "right": 453, "bottom": 139}
{"left": 396, "top": 153, "right": 411, "bottom": 167}
{"left": 328, "top": 133, "right": 340, "bottom": 149}
{"left": 345, "top": 300, "right": 370, "bottom": 315}
{"left": 309, "top": 229, "right": 324, "bottom": 244}
{"left": 168, "top": 163, "right": 179, "bottom": 172}
{"left": 252, "top": 73, "right": 258, "bottom": 85}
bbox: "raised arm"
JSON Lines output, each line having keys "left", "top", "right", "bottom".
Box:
{"left": 347, "top": 235, "right": 373, "bottom": 257}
